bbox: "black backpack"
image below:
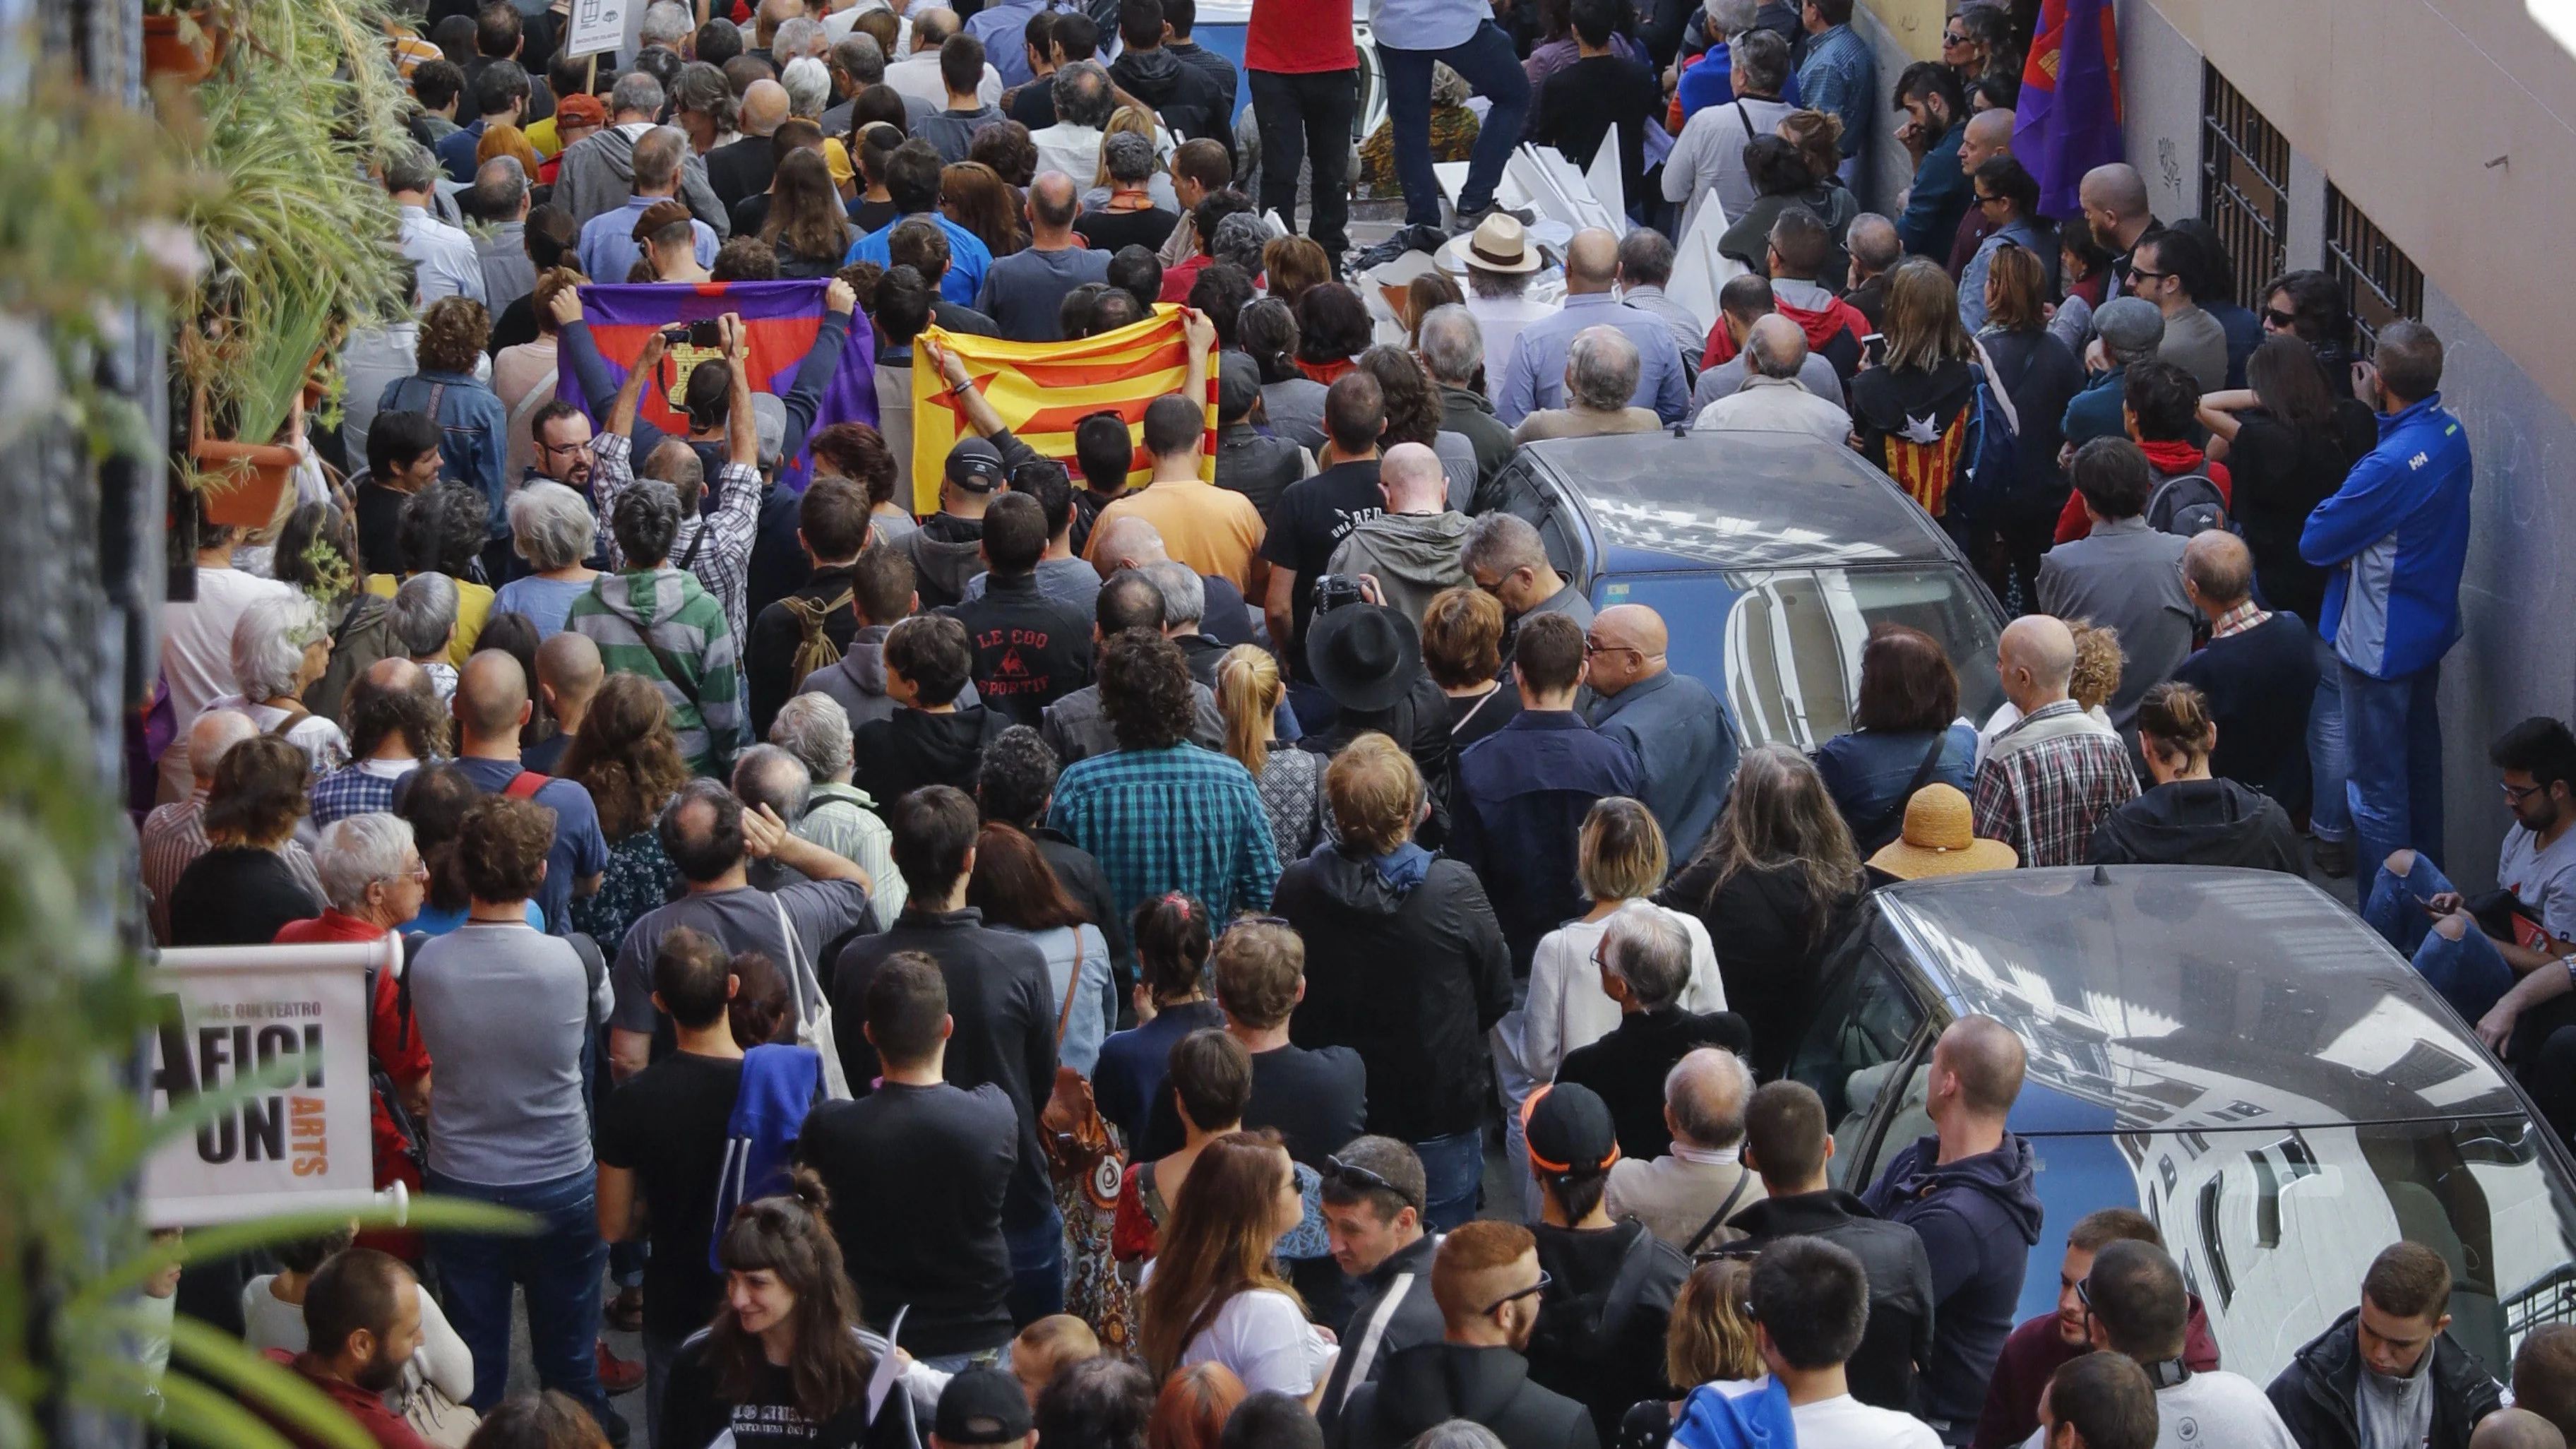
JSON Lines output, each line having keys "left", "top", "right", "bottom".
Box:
{"left": 2146, "top": 470, "right": 2230, "bottom": 538}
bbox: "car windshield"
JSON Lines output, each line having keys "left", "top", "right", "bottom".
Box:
{"left": 1600, "top": 565, "right": 2005, "bottom": 751}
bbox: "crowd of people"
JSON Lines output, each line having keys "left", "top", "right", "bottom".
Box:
{"left": 137, "top": 1, "right": 2550, "bottom": 1449}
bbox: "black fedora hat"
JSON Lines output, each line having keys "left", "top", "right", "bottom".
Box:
{"left": 1308, "top": 603, "right": 1423, "bottom": 714}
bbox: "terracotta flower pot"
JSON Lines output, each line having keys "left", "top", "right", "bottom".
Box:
{"left": 189, "top": 386, "right": 302, "bottom": 529}
{"left": 142, "top": 11, "right": 227, "bottom": 86}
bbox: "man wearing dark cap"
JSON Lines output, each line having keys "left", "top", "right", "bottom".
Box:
{"left": 935, "top": 1368, "right": 1037, "bottom": 1449}
{"left": 907, "top": 435, "right": 1010, "bottom": 609}
{"left": 2061, "top": 297, "right": 2164, "bottom": 452}
{"left": 1520, "top": 1082, "right": 1688, "bottom": 1444}
{"left": 1215, "top": 350, "right": 1306, "bottom": 526}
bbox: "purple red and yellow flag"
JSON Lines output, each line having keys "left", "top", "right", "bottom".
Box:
{"left": 2014, "top": 0, "right": 2124, "bottom": 220}
{"left": 908, "top": 309, "right": 1216, "bottom": 515}
{"left": 560, "top": 280, "right": 876, "bottom": 490}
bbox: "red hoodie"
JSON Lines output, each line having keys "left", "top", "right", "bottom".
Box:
{"left": 1703, "top": 282, "right": 1871, "bottom": 378}
{"left": 2053, "top": 440, "right": 2231, "bottom": 543}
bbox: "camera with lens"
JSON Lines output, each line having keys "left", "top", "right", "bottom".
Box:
{"left": 660, "top": 319, "right": 722, "bottom": 348}
{"left": 1311, "top": 574, "right": 1366, "bottom": 614}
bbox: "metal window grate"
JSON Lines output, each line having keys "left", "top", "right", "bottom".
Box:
{"left": 2199, "top": 64, "right": 2288, "bottom": 309}
{"left": 2324, "top": 184, "right": 2424, "bottom": 352}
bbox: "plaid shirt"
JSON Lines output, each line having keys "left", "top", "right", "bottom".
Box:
{"left": 591, "top": 431, "right": 763, "bottom": 648}
{"left": 141, "top": 792, "right": 210, "bottom": 946}
{"left": 1972, "top": 700, "right": 2140, "bottom": 868}
{"left": 310, "top": 760, "right": 423, "bottom": 828}
{"left": 1047, "top": 741, "right": 1282, "bottom": 926}
{"left": 2208, "top": 599, "right": 2272, "bottom": 640}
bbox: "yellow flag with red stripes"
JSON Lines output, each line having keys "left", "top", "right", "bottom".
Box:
{"left": 907, "top": 309, "right": 1216, "bottom": 514}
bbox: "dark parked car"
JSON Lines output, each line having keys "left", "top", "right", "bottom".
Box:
{"left": 1489, "top": 429, "right": 2008, "bottom": 751}
{"left": 1796, "top": 864, "right": 2576, "bottom": 1386}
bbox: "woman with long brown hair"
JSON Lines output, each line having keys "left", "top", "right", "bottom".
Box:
{"left": 967, "top": 821, "right": 1112, "bottom": 1075}
{"left": 563, "top": 672, "right": 691, "bottom": 950}
{"left": 1133, "top": 1131, "right": 1330, "bottom": 1400}
{"left": 764, "top": 149, "right": 854, "bottom": 278}
{"left": 1969, "top": 241, "right": 2085, "bottom": 608}
{"left": 1849, "top": 259, "right": 1986, "bottom": 543}
{"left": 660, "top": 1170, "right": 925, "bottom": 1449}
{"left": 941, "top": 161, "right": 1025, "bottom": 259}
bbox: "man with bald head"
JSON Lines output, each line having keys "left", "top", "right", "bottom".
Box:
{"left": 1972, "top": 614, "right": 2137, "bottom": 866}
{"left": 1693, "top": 313, "right": 1852, "bottom": 445}
{"left": 451, "top": 649, "right": 609, "bottom": 933}
{"left": 1948, "top": 107, "right": 2015, "bottom": 275}
{"left": 2474, "top": 1410, "right": 2566, "bottom": 1449}
{"left": 1602, "top": 1046, "right": 1763, "bottom": 1253}
{"left": 143, "top": 708, "right": 264, "bottom": 945}
{"left": 1495, "top": 227, "right": 1692, "bottom": 427}
{"left": 707, "top": 78, "right": 792, "bottom": 211}
{"left": 1582, "top": 603, "right": 1731, "bottom": 853}
{"left": 1863, "top": 1015, "right": 2042, "bottom": 1443}
{"left": 2173, "top": 530, "right": 2319, "bottom": 809}
{"left": 1325, "top": 441, "right": 1470, "bottom": 627}
{"left": 2079, "top": 162, "right": 2159, "bottom": 303}
{"left": 523, "top": 632, "right": 604, "bottom": 775}
{"left": 1084, "top": 513, "right": 1257, "bottom": 648}
{"left": 977, "top": 170, "right": 1111, "bottom": 341}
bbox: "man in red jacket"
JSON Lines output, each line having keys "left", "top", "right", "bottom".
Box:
{"left": 261, "top": 1248, "right": 433, "bottom": 1449}
{"left": 1701, "top": 207, "right": 1869, "bottom": 386}
{"left": 1972, "top": 1208, "right": 2223, "bottom": 1449}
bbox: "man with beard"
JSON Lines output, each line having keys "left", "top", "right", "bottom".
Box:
{"left": 260, "top": 1248, "right": 437, "bottom": 1449}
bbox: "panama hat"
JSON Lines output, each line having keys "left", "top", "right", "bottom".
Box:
{"left": 1438, "top": 211, "right": 1540, "bottom": 275}
{"left": 1868, "top": 783, "right": 2019, "bottom": 879}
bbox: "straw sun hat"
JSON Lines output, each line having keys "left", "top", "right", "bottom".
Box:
{"left": 1867, "top": 783, "right": 2019, "bottom": 878}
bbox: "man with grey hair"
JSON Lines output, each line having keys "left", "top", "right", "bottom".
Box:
{"left": 773, "top": 13, "right": 828, "bottom": 66}
{"left": 1416, "top": 305, "right": 1511, "bottom": 487}
{"left": 1615, "top": 229, "right": 1703, "bottom": 380}
{"left": 1690, "top": 273, "right": 1845, "bottom": 411}
{"left": 1072, "top": 131, "right": 1175, "bottom": 251}
{"left": 275, "top": 811, "right": 435, "bottom": 1143}
{"left": 1842, "top": 211, "right": 1902, "bottom": 330}
{"left": 470, "top": 156, "right": 537, "bottom": 315}
{"left": 1556, "top": 901, "right": 1751, "bottom": 1160}
{"left": 638, "top": 0, "right": 693, "bottom": 52}
{"left": 1512, "top": 325, "right": 1659, "bottom": 443}
{"left": 556, "top": 68, "right": 732, "bottom": 236}
{"left": 388, "top": 574, "right": 463, "bottom": 702}
{"left": 576, "top": 124, "right": 719, "bottom": 282}
{"left": 142, "top": 708, "right": 266, "bottom": 944}
{"left": 1693, "top": 313, "right": 1852, "bottom": 445}
{"left": 1328, "top": 442, "right": 1469, "bottom": 629}
{"left": 1604, "top": 1044, "right": 1765, "bottom": 1253}
{"left": 1496, "top": 227, "right": 1690, "bottom": 427}
{"left": 770, "top": 691, "right": 906, "bottom": 929}
{"left": 1662, "top": 23, "right": 1795, "bottom": 238}
{"left": 707, "top": 77, "right": 794, "bottom": 213}
{"left": 1030, "top": 60, "right": 1114, "bottom": 193}
{"left": 386, "top": 140, "right": 486, "bottom": 304}
{"left": 821, "top": 32, "right": 886, "bottom": 135}
{"left": 1462, "top": 510, "right": 1592, "bottom": 654}
{"left": 732, "top": 744, "right": 831, "bottom": 893}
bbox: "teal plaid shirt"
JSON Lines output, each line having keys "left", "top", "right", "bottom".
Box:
{"left": 1047, "top": 741, "right": 1282, "bottom": 926}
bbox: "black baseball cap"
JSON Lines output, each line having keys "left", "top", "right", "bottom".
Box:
{"left": 946, "top": 436, "right": 1006, "bottom": 493}
{"left": 1522, "top": 1083, "right": 1618, "bottom": 1179}
{"left": 935, "top": 1368, "right": 1032, "bottom": 1444}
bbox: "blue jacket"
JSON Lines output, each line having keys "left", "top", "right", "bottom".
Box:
{"left": 847, "top": 212, "right": 994, "bottom": 309}
{"left": 709, "top": 1043, "right": 822, "bottom": 1270}
{"left": 378, "top": 369, "right": 511, "bottom": 536}
{"left": 1898, "top": 119, "right": 1969, "bottom": 258}
{"left": 1671, "top": 1378, "right": 1795, "bottom": 1449}
{"left": 1587, "top": 668, "right": 1736, "bottom": 859}
{"left": 1676, "top": 42, "right": 1801, "bottom": 123}
{"left": 1863, "top": 1133, "right": 2045, "bottom": 1433}
{"left": 2060, "top": 364, "right": 2130, "bottom": 451}
{"left": 2300, "top": 393, "right": 2473, "bottom": 680}
{"left": 1450, "top": 710, "right": 1642, "bottom": 972}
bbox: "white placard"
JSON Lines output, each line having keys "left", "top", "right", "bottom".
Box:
{"left": 564, "top": 0, "right": 628, "bottom": 59}
{"left": 144, "top": 938, "right": 393, "bottom": 1227}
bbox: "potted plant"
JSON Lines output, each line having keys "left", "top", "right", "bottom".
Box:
{"left": 142, "top": 0, "right": 236, "bottom": 85}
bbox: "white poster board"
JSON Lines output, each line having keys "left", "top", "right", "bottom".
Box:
{"left": 144, "top": 938, "right": 391, "bottom": 1228}
{"left": 564, "top": 0, "right": 629, "bottom": 59}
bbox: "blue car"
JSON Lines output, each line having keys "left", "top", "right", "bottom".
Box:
{"left": 1491, "top": 429, "right": 2008, "bottom": 751}
{"left": 1800, "top": 865, "right": 2576, "bottom": 1387}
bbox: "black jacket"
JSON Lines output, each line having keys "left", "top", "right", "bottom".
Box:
{"left": 1861, "top": 1135, "right": 2046, "bottom": 1431}
{"left": 1316, "top": 1234, "right": 1446, "bottom": 1436}
{"left": 704, "top": 134, "right": 777, "bottom": 213}
{"left": 1332, "top": 1343, "right": 1598, "bottom": 1449}
{"left": 1526, "top": 1221, "right": 1688, "bottom": 1445}
{"left": 2267, "top": 1308, "right": 2502, "bottom": 1449}
{"left": 744, "top": 561, "right": 865, "bottom": 739}
{"left": 1108, "top": 47, "right": 1232, "bottom": 155}
{"left": 1727, "top": 1188, "right": 1935, "bottom": 1413}
{"left": 2087, "top": 776, "right": 2305, "bottom": 875}
{"left": 907, "top": 513, "right": 989, "bottom": 609}
{"left": 1032, "top": 825, "right": 1133, "bottom": 990}
{"left": 1281, "top": 845, "right": 1511, "bottom": 1144}
{"left": 1655, "top": 858, "right": 1858, "bottom": 1080}
{"left": 1299, "top": 671, "right": 1456, "bottom": 849}
{"left": 853, "top": 705, "right": 1012, "bottom": 808}
{"left": 832, "top": 907, "right": 1059, "bottom": 1231}
{"left": 946, "top": 571, "right": 1093, "bottom": 727}
{"left": 1554, "top": 1008, "right": 1751, "bottom": 1161}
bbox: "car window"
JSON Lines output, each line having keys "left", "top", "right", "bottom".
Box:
{"left": 1787, "top": 939, "right": 1930, "bottom": 1187}
{"left": 1485, "top": 455, "right": 1590, "bottom": 585}
{"left": 1597, "top": 565, "right": 2005, "bottom": 752}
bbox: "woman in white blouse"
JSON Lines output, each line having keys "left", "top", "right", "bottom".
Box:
{"left": 1495, "top": 797, "right": 1725, "bottom": 1218}
{"left": 1135, "top": 1131, "right": 1336, "bottom": 1405}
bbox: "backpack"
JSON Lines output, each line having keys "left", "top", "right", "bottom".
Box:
{"left": 2146, "top": 470, "right": 2230, "bottom": 537}
{"left": 785, "top": 588, "right": 857, "bottom": 683}
{"left": 366, "top": 933, "right": 432, "bottom": 1172}
{"left": 1946, "top": 364, "right": 2023, "bottom": 525}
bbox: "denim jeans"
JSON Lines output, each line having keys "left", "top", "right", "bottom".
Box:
{"left": 2342, "top": 659, "right": 2447, "bottom": 873}
{"left": 643, "top": 1327, "right": 690, "bottom": 1447}
{"left": 1378, "top": 23, "right": 1530, "bottom": 226}
{"left": 1248, "top": 68, "right": 1359, "bottom": 258}
{"left": 1005, "top": 1205, "right": 1067, "bottom": 1325}
{"left": 2361, "top": 854, "right": 2517, "bottom": 1022}
{"left": 1412, "top": 1130, "right": 1484, "bottom": 1232}
{"left": 2308, "top": 632, "right": 2351, "bottom": 841}
{"left": 426, "top": 1167, "right": 609, "bottom": 1418}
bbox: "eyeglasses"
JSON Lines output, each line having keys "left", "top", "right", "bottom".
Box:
{"left": 2261, "top": 307, "right": 2300, "bottom": 330}
{"left": 1479, "top": 1271, "right": 1552, "bottom": 1316}
{"left": 2503, "top": 780, "right": 2546, "bottom": 803}
{"left": 1325, "top": 1154, "right": 1423, "bottom": 1211}
{"left": 1974, "top": 192, "right": 2006, "bottom": 208}
{"left": 1582, "top": 639, "right": 1639, "bottom": 657}
{"left": 538, "top": 436, "right": 597, "bottom": 457}
{"left": 2124, "top": 266, "right": 2169, "bottom": 284}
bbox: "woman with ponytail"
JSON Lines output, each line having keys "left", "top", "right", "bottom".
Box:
{"left": 2087, "top": 680, "right": 2302, "bottom": 873}
{"left": 1215, "top": 646, "right": 1323, "bottom": 864}
{"left": 660, "top": 1169, "right": 930, "bottom": 1449}
{"left": 1092, "top": 893, "right": 1223, "bottom": 1145}
{"left": 1133, "top": 1131, "right": 1332, "bottom": 1400}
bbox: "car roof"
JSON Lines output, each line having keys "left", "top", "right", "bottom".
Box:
{"left": 1520, "top": 430, "right": 1962, "bottom": 573}
{"left": 1870, "top": 866, "right": 2529, "bottom": 1135}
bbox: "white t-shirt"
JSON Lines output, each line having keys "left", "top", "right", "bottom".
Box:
{"left": 157, "top": 568, "right": 294, "bottom": 803}
{"left": 1718, "top": 1382, "right": 1940, "bottom": 1449}
{"left": 2498, "top": 823, "right": 2576, "bottom": 943}
{"left": 2017, "top": 1371, "right": 2298, "bottom": 1449}
{"left": 1176, "top": 1289, "right": 1334, "bottom": 1397}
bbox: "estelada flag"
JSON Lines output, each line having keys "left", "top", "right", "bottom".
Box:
{"left": 907, "top": 309, "right": 1215, "bottom": 515}
{"left": 2014, "top": 0, "right": 2123, "bottom": 220}
{"left": 557, "top": 280, "right": 876, "bottom": 490}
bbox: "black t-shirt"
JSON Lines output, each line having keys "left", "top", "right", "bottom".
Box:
{"left": 1072, "top": 205, "right": 1179, "bottom": 254}
{"left": 797, "top": 1081, "right": 1019, "bottom": 1358}
{"left": 1258, "top": 460, "right": 1385, "bottom": 681}
{"left": 597, "top": 1051, "right": 744, "bottom": 1340}
{"left": 354, "top": 480, "right": 410, "bottom": 578}
{"left": 1137, "top": 1041, "right": 1369, "bottom": 1167}
{"left": 660, "top": 1336, "right": 915, "bottom": 1449}
{"left": 849, "top": 196, "right": 901, "bottom": 234}
{"left": 168, "top": 847, "right": 324, "bottom": 947}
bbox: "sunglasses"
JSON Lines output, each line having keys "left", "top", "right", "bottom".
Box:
{"left": 1325, "top": 1154, "right": 1423, "bottom": 1210}
{"left": 2124, "top": 266, "right": 2169, "bottom": 284}
{"left": 1941, "top": 29, "right": 1969, "bottom": 44}
{"left": 1479, "top": 1271, "right": 1552, "bottom": 1316}
{"left": 2261, "top": 307, "right": 2300, "bottom": 330}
